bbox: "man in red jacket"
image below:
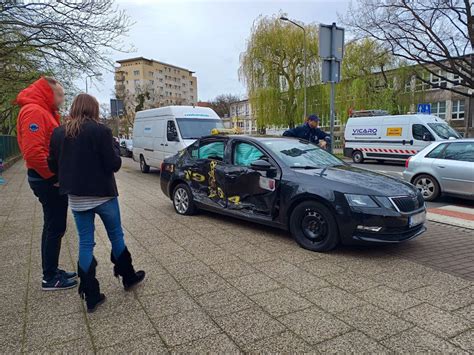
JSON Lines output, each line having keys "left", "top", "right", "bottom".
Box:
{"left": 17, "top": 77, "right": 77, "bottom": 290}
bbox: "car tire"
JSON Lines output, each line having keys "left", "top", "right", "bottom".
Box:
{"left": 140, "top": 155, "right": 150, "bottom": 173}
{"left": 352, "top": 150, "right": 364, "bottom": 163}
{"left": 412, "top": 174, "right": 440, "bottom": 201}
{"left": 289, "top": 201, "right": 339, "bottom": 252}
{"left": 172, "top": 183, "right": 196, "bottom": 215}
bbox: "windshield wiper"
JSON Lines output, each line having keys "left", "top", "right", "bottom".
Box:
{"left": 290, "top": 165, "right": 322, "bottom": 169}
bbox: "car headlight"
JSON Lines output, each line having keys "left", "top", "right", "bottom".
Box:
{"left": 345, "top": 194, "right": 378, "bottom": 208}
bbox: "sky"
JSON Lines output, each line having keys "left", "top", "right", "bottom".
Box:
{"left": 86, "top": 0, "right": 351, "bottom": 107}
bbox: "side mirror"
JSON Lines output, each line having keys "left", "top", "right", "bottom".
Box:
{"left": 250, "top": 159, "right": 276, "bottom": 171}
{"left": 422, "top": 132, "right": 433, "bottom": 141}
{"left": 167, "top": 131, "right": 179, "bottom": 142}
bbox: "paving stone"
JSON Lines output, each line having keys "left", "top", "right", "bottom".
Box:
{"left": 141, "top": 289, "right": 199, "bottom": 318}
{"left": 88, "top": 309, "right": 156, "bottom": 349}
{"left": 210, "top": 260, "right": 257, "bottom": 279}
{"left": 0, "top": 323, "right": 23, "bottom": 353}
{"left": 253, "top": 259, "right": 301, "bottom": 278}
{"left": 152, "top": 309, "right": 221, "bottom": 347}
{"left": 180, "top": 272, "right": 231, "bottom": 297}
{"left": 24, "top": 312, "right": 88, "bottom": 352}
{"left": 171, "top": 333, "right": 241, "bottom": 354}
{"left": 381, "top": 327, "right": 465, "bottom": 353}
{"left": 299, "top": 259, "right": 346, "bottom": 277}
{"left": 304, "top": 286, "right": 368, "bottom": 314}
{"left": 134, "top": 271, "right": 181, "bottom": 297}
{"left": 337, "top": 304, "right": 412, "bottom": 340}
{"left": 243, "top": 331, "right": 315, "bottom": 354}
{"left": 193, "top": 249, "right": 239, "bottom": 266}
{"left": 399, "top": 303, "right": 472, "bottom": 338}
{"left": 408, "top": 285, "right": 474, "bottom": 311}
{"left": 450, "top": 329, "right": 474, "bottom": 352}
{"left": 324, "top": 270, "right": 380, "bottom": 293}
{"left": 279, "top": 306, "right": 352, "bottom": 345}
{"left": 196, "top": 288, "right": 255, "bottom": 317}
{"left": 275, "top": 270, "right": 330, "bottom": 294}
{"left": 214, "top": 307, "right": 286, "bottom": 346}
{"left": 316, "top": 330, "right": 389, "bottom": 353}
{"left": 250, "top": 288, "right": 312, "bottom": 317}
{"left": 165, "top": 259, "right": 212, "bottom": 280}
{"left": 455, "top": 303, "right": 474, "bottom": 322}
{"left": 228, "top": 272, "right": 281, "bottom": 296}
{"left": 36, "top": 337, "right": 95, "bottom": 354}
{"left": 232, "top": 245, "right": 275, "bottom": 264}
{"left": 357, "top": 285, "right": 423, "bottom": 313}
{"left": 97, "top": 335, "right": 167, "bottom": 354}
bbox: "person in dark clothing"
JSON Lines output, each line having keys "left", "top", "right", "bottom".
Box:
{"left": 283, "top": 114, "right": 331, "bottom": 149}
{"left": 48, "top": 93, "right": 145, "bottom": 313}
{"left": 16, "top": 77, "right": 77, "bottom": 290}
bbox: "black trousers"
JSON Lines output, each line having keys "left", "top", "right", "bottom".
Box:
{"left": 28, "top": 171, "right": 68, "bottom": 280}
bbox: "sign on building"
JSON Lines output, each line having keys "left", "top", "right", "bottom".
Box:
{"left": 417, "top": 103, "right": 431, "bottom": 114}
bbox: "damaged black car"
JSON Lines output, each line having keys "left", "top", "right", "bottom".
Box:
{"left": 160, "top": 135, "right": 426, "bottom": 252}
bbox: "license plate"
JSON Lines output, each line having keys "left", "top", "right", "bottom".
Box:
{"left": 409, "top": 211, "right": 426, "bottom": 227}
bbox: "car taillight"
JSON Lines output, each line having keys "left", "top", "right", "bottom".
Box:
{"left": 405, "top": 157, "right": 411, "bottom": 169}
{"left": 161, "top": 162, "right": 174, "bottom": 173}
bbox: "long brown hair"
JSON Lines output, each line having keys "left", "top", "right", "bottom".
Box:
{"left": 65, "top": 93, "right": 100, "bottom": 137}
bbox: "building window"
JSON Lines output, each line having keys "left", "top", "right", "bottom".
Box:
{"left": 430, "top": 70, "right": 447, "bottom": 89}
{"left": 451, "top": 100, "right": 465, "bottom": 120}
{"left": 134, "top": 80, "right": 139, "bottom": 86}
{"left": 404, "top": 77, "right": 412, "bottom": 93}
{"left": 133, "top": 70, "right": 140, "bottom": 76}
{"left": 452, "top": 73, "right": 463, "bottom": 86}
{"left": 431, "top": 101, "right": 446, "bottom": 119}
{"left": 149, "top": 80, "right": 154, "bottom": 86}
{"left": 149, "top": 71, "right": 154, "bottom": 77}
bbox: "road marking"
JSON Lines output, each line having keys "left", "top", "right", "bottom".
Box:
{"left": 427, "top": 205, "right": 474, "bottom": 230}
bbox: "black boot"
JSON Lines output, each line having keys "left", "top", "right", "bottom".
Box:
{"left": 110, "top": 247, "right": 145, "bottom": 291}
{"left": 78, "top": 258, "right": 106, "bottom": 313}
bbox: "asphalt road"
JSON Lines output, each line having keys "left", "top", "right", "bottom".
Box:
{"left": 348, "top": 160, "right": 474, "bottom": 209}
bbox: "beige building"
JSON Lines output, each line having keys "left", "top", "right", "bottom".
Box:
{"left": 114, "top": 57, "right": 198, "bottom": 111}
{"left": 226, "top": 99, "right": 257, "bottom": 134}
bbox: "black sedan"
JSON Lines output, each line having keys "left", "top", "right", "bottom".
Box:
{"left": 160, "top": 135, "right": 426, "bottom": 252}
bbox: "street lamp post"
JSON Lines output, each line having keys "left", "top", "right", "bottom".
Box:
{"left": 85, "top": 73, "right": 102, "bottom": 93}
{"left": 280, "top": 16, "right": 307, "bottom": 120}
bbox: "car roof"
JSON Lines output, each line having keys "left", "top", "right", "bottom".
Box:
{"left": 200, "top": 135, "right": 293, "bottom": 143}
{"left": 432, "top": 138, "right": 474, "bottom": 143}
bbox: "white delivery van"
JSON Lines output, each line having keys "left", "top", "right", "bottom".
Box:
{"left": 132, "top": 106, "right": 223, "bottom": 172}
{"left": 344, "top": 114, "right": 461, "bottom": 163}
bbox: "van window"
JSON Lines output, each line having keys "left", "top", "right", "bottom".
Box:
{"left": 443, "top": 143, "right": 474, "bottom": 162}
{"left": 176, "top": 118, "right": 223, "bottom": 139}
{"left": 167, "top": 121, "right": 179, "bottom": 142}
{"left": 412, "top": 124, "right": 432, "bottom": 141}
{"left": 427, "top": 123, "right": 461, "bottom": 139}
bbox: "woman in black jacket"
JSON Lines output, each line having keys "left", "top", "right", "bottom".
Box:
{"left": 48, "top": 93, "right": 145, "bottom": 312}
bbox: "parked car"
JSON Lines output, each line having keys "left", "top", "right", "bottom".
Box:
{"left": 119, "top": 139, "right": 133, "bottom": 157}
{"left": 403, "top": 139, "right": 474, "bottom": 201}
{"left": 160, "top": 134, "right": 426, "bottom": 252}
{"left": 132, "top": 106, "right": 223, "bottom": 173}
{"left": 344, "top": 114, "right": 461, "bottom": 163}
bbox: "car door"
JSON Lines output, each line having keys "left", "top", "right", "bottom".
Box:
{"left": 432, "top": 142, "right": 474, "bottom": 196}
{"left": 223, "top": 140, "right": 280, "bottom": 217}
{"left": 163, "top": 119, "right": 182, "bottom": 160}
{"left": 411, "top": 123, "right": 434, "bottom": 152}
{"left": 182, "top": 138, "right": 228, "bottom": 208}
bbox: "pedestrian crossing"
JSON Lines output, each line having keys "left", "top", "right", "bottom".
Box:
{"left": 427, "top": 205, "right": 474, "bottom": 230}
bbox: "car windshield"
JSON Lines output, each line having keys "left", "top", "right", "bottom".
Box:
{"left": 427, "top": 123, "right": 461, "bottom": 139}
{"left": 262, "top": 139, "right": 345, "bottom": 168}
{"left": 176, "top": 118, "right": 224, "bottom": 139}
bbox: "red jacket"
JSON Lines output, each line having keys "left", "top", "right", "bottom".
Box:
{"left": 16, "top": 78, "right": 61, "bottom": 179}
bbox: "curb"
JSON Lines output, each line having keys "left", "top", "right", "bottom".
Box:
{"left": 427, "top": 212, "right": 474, "bottom": 231}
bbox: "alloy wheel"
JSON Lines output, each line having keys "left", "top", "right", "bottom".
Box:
{"left": 415, "top": 177, "right": 435, "bottom": 199}
{"left": 174, "top": 187, "right": 189, "bottom": 214}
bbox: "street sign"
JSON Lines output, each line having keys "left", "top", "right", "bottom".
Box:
{"left": 321, "top": 60, "right": 341, "bottom": 83}
{"left": 417, "top": 103, "right": 431, "bottom": 114}
{"left": 110, "top": 99, "right": 124, "bottom": 117}
{"left": 319, "top": 23, "right": 345, "bottom": 61}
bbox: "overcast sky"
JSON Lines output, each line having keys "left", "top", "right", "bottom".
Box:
{"left": 86, "top": 0, "right": 351, "bottom": 106}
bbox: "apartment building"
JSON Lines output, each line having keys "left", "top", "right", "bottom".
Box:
{"left": 114, "top": 57, "right": 198, "bottom": 111}
{"left": 227, "top": 99, "right": 257, "bottom": 134}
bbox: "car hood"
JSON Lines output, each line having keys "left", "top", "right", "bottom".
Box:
{"left": 182, "top": 139, "right": 196, "bottom": 147}
{"left": 295, "top": 164, "right": 417, "bottom": 197}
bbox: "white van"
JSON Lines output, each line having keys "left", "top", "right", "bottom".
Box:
{"left": 344, "top": 114, "right": 461, "bottom": 163}
{"left": 132, "top": 106, "right": 223, "bottom": 172}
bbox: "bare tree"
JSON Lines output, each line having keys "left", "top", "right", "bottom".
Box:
{"left": 343, "top": 0, "right": 473, "bottom": 96}
{"left": 209, "top": 94, "right": 240, "bottom": 117}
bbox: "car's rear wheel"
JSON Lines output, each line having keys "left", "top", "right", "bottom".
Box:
{"left": 290, "top": 201, "right": 339, "bottom": 252}
{"left": 413, "top": 174, "right": 440, "bottom": 201}
{"left": 172, "top": 183, "right": 196, "bottom": 215}
{"left": 140, "top": 155, "right": 150, "bottom": 173}
{"left": 352, "top": 150, "right": 364, "bottom": 163}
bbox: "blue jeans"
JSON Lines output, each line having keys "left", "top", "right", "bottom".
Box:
{"left": 72, "top": 197, "right": 126, "bottom": 272}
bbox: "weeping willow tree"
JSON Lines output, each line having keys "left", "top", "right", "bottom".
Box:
{"left": 239, "top": 14, "right": 319, "bottom": 130}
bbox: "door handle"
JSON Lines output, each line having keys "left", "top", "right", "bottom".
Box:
{"left": 437, "top": 166, "right": 445, "bottom": 168}
{"left": 160, "top": 143, "right": 168, "bottom": 146}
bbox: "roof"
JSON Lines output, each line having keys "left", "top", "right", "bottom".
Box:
{"left": 135, "top": 105, "right": 220, "bottom": 120}
{"left": 116, "top": 57, "right": 195, "bottom": 73}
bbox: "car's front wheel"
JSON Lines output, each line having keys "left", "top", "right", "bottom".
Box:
{"left": 289, "top": 201, "right": 339, "bottom": 252}
{"left": 172, "top": 183, "right": 196, "bottom": 215}
{"left": 413, "top": 174, "right": 440, "bottom": 201}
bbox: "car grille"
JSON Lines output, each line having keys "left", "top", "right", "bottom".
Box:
{"left": 390, "top": 194, "right": 425, "bottom": 212}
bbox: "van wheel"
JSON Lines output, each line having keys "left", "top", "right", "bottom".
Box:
{"left": 412, "top": 174, "right": 440, "bottom": 201}
{"left": 172, "top": 184, "right": 196, "bottom": 215}
{"left": 289, "top": 201, "right": 339, "bottom": 252}
{"left": 352, "top": 150, "right": 364, "bottom": 163}
{"left": 140, "top": 155, "right": 150, "bottom": 173}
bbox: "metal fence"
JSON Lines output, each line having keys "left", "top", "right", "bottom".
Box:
{"left": 0, "top": 135, "right": 20, "bottom": 161}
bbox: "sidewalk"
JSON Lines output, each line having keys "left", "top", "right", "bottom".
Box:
{"left": 428, "top": 205, "right": 474, "bottom": 230}
{"left": 1, "top": 160, "right": 472, "bottom": 353}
